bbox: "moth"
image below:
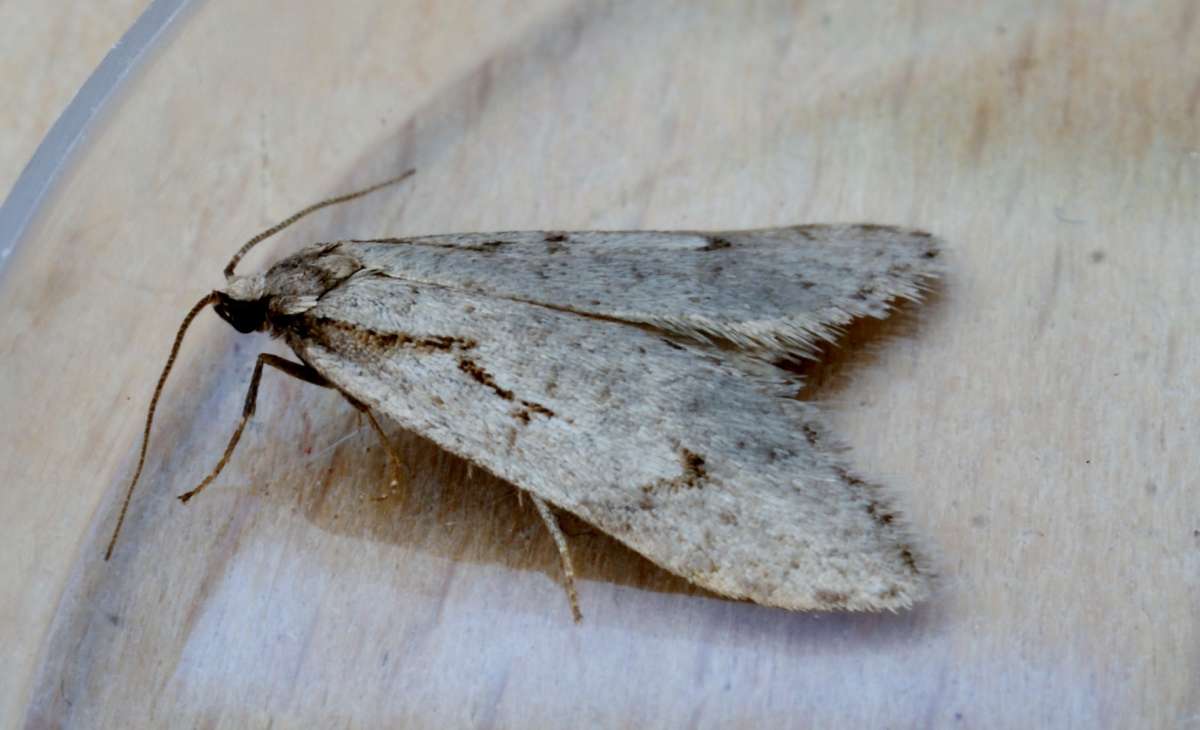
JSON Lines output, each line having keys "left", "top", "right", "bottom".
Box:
{"left": 107, "top": 171, "right": 942, "bottom": 621}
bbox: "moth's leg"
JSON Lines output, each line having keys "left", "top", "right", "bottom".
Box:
{"left": 178, "top": 354, "right": 328, "bottom": 503}
{"left": 530, "top": 494, "right": 583, "bottom": 622}
{"left": 342, "top": 396, "right": 409, "bottom": 492}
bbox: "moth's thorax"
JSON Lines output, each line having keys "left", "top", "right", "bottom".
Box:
{"left": 261, "top": 244, "right": 363, "bottom": 299}
{"left": 215, "top": 244, "right": 364, "bottom": 334}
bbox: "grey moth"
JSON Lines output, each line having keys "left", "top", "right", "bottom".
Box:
{"left": 108, "top": 172, "right": 941, "bottom": 621}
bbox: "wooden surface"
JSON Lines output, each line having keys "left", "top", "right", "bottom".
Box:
{"left": 3, "top": 1, "right": 1197, "bottom": 727}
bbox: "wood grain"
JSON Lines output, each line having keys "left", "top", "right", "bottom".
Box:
{"left": 2, "top": 1, "right": 1197, "bottom": 727}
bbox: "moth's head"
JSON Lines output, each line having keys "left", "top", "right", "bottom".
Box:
{"left": 214, "top": 274, "right": 268, "bottom": 333}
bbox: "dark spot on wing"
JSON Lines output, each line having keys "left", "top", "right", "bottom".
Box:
{"left": 457, "top": 358, "right": 513, "bottom": 400}
{"left": 701, "top": 236, "right": 732, "bottom": 251}
{"left": 827, "top": 464, "right": 908, "bottom": 533}
{"left": 513, "top": 400, "right": 555, "bottom": 423}
{"left": 409, "top": 334, "right": 475, "bottom": 351}
{"left": 765, "top": 447, "right": 798, "bottom": 463}
{"left": 681, "top": 449, "right": 707, "bottom": 485}
{"left": 857, "top": 224, "right": 893, "bottom": 234}
{"left": 867, "top": 502, "right": 895, "bottom": 526}
{"left": 813, "top": 590, "right": 850, "bottom": 607}
{"left": 641, "top": 447, "right": 709, "bottom": 493}
{"left": 831, "top": 465, "right": 867, "bottom": 490}
{"left": 523, "top": 401, "right": 554, "bottom": 418}
{"left": 544, "top": 233, "right": 568, "bottom": 243}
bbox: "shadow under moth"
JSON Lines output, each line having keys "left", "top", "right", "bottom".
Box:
{"left": 107, "top": 171, "right": 942, "bottom": 621}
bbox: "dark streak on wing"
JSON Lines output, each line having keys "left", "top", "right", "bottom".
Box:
{"left": 453, "top": 355, "right": 556, "bottom": 423}
{"left": 300, "top": 310, "right": 557, "bottom": 428}
{"left": 347, "top": 237, "right": 516, "bottom": 253}
{"left": 309, "top": 317, "right": 478, "bottom": 353}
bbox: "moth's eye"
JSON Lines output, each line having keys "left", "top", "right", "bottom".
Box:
{"left": 214, "top": 292, "right": 268, "bottom": 333}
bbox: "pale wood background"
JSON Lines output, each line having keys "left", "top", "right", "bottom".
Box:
{"left": 2, "top": 1, "right": 1197, "bottom": 728}
{"left": 0, "top": 0, "right": 148, "bottom": 201}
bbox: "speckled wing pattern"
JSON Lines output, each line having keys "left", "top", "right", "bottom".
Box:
{"left": 286, "top": 226, "right": 941, "bottom": 610}
{"left": 342, "top": 225, "right": 939, "bottom": 356}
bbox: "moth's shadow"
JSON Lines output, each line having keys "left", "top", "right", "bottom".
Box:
{"left": 791, "top": 286, "right": 946, "bottom": 401}
{"left": 289, "top": 411, "right": 710, "bottom": 602}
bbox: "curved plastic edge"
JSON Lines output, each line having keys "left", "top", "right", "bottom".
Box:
{"left": 0, "top": 0, "right": 196, "bottom": 273}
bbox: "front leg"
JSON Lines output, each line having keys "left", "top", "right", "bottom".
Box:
{"left": 178, "top": 354, "right": 329, "bottom": 503}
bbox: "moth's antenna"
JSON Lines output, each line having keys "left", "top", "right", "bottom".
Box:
{"left": 223, "top": 169, "right": 416, "bottom": 278}
{"left": 105, "top": 292, "right": 219, "bottom": 560}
